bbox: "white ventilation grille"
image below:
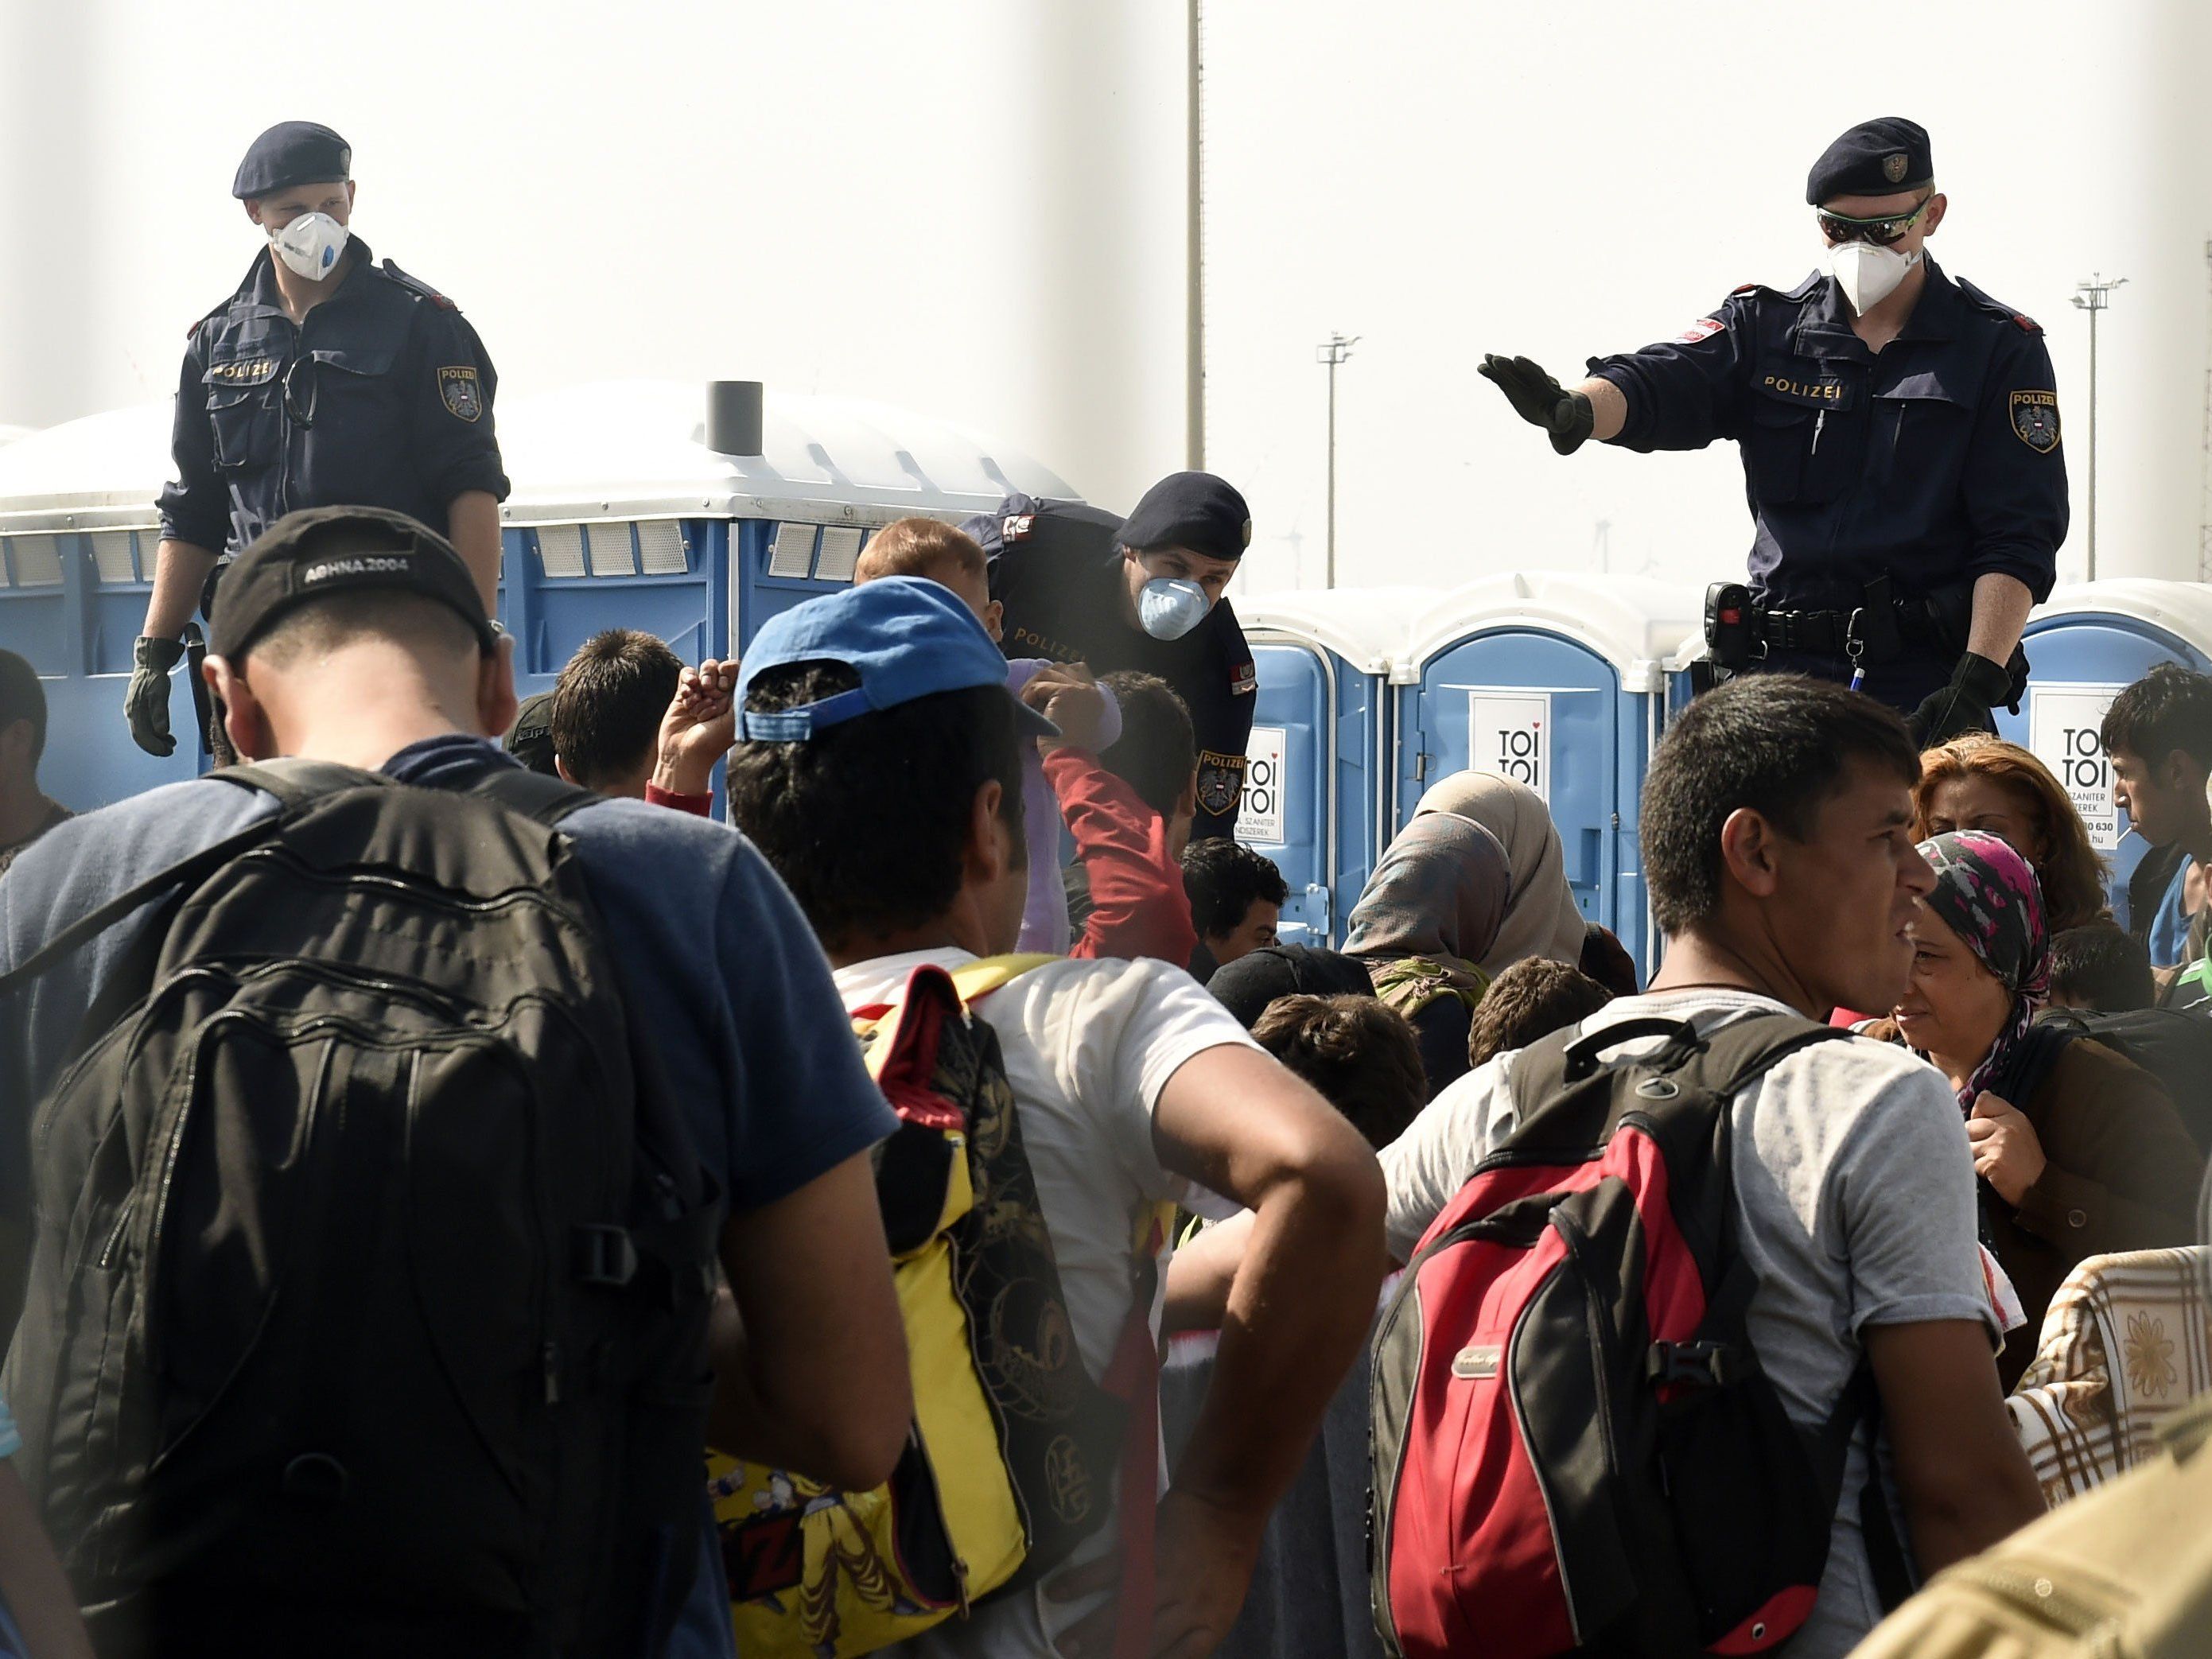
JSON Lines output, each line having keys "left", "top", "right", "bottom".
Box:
{"left": 91, "top": 531, "right": 137, "bottom": 585}
{"left": 537, "top": 525, "right": 588, "bottom": 579}
{"left": 637, "top": 521, "right": 688, "bottom": 575}
{"left": 585, "top": 522, "right": 637, "bottom": 577}
{"left": 768, "top": 523, "right": 817, "bottom": 578}
{"left": 10, "top": 536, "right": 61, "bottom": 587}
{"left": 814, "top": 526, "right": 864, "bottom": 584}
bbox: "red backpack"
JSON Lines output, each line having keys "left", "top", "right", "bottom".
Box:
{"left": 1370, "top": 1012, "right": 1903, "bottom": 1659}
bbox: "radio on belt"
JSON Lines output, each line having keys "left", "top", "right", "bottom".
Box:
{"left": 1704, "top": 581, "right": 1756, "bottom": 672}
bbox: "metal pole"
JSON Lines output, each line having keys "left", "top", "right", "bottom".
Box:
{"left": 2072, "top": 274, "right": 2127, "bottom": 581}
{"left": 1184, "top": 0, "right": 1205, "bottom": 470}
{"left": 1316, "top": 332, "right": 1358, "bottom": 589}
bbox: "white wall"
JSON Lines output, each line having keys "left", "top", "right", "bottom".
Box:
{"left": 4, "top": 0, "right": 2210, "bottom": 589}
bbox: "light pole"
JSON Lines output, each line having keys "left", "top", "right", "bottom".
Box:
{"left": 2071, "top": 274, "right": 2127, "bottom": 581}
{"left": 1317, "top": 332, "right": 1359, "bottom": 588}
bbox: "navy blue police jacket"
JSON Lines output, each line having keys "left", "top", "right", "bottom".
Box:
{"left": 156, "top": 239, "right": 509, "bottom": 556}
{"left": 1587, "top": 258, "right": 2066, "bottom": 613}
{"left": 985, "top": 495, "right": 1258, "bottom": 840}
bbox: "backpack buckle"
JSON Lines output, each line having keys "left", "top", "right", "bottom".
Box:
{"left": 572, "top": 1224, "right": 639, "bottom": 1288}
{"left": 1647, "top": 1339, "right": 1738, "bottom": 1389}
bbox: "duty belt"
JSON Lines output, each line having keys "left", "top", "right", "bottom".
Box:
{"left": 1758, "top": 608, "right": 1856, "bottom": 656}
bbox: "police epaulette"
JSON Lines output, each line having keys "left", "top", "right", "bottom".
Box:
{"left": 380, "top": 261, "right": 458, "bottom": 310}
{"left": 186, "top": 299, "right": 228, "bottom": 339}
{"left": 1956, "top": 277, "right": 2041, "bottom": 335}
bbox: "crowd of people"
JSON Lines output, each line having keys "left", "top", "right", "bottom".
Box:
{"left": 0, "top": 499, "right": 2210, "bottom": 1659}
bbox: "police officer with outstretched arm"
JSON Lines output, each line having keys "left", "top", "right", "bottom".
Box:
{"left": 126, "top": 122, "right": 509, "bottom": 758}
{"left": 1482, "top": 117, "right": 2066, "bottom": 744}
{"left": 973, "top": 471, "right": 1259, "bottom": 839}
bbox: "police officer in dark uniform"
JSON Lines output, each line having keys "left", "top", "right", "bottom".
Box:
{"left": 126, "top": 121, "right": 509, "bottom": 757}
{"left": 1481, "top": 117, "right": 2066, "bottom": 744}
{"left": 974, "top": 471, "right": 1259, "bottom": 839}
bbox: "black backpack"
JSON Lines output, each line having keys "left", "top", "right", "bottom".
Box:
{"left": 0, "top": 760, "right": 720, "bottom": 1659}
{"left": 2025, "top": 1007, "right": 2212, "bottom": 1155}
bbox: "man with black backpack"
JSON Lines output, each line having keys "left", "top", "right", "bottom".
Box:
{"left": 0, "top": 507, "right": 911, "bottom": 1658}
{"left": 1374, "top": 675, "right": 2042, "bottom": 1658}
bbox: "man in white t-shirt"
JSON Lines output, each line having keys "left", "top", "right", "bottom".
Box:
{"left": 726, "top": 577, "right": 1387, "bottom": 1659}
{"left": 1380, "top": 674, "right": 2044, "bottom": 1659}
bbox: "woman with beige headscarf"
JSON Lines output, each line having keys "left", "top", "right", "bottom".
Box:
{"left": 1413, "top": 771, "right": 1588, "bottom": 975}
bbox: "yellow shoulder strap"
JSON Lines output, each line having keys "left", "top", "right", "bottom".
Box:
{"left": 948, "top": 953, "right": 1061, "bottom": 1004}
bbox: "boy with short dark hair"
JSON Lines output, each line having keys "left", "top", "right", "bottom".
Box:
{"left": 1464, "top": 957, "right": 1615, "bottom": 1068}
{"left": 1250, "top": 993, "right": 1428, "bottom": 1152}
{"left": 2047, "top": 920, "right": 2156, "bottom": 1013}
{"left": 727, "top": 577, "right": 1386, "bottom": 1658}
{"left": 1182, "top": 838, "right": 1289, "bottom": 977}
{"left": 2100, "top": 664, "right": 2212, "bottom": 969}
{"left": 549, "top": 627, "right": 684, "bottom": 797}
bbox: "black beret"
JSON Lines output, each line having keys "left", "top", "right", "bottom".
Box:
{"left": 1806, "top": 118, "right": 1932, "bottom": 205}
{"left": 233, "top": 121, "right": 352, "bottom": 200}
{"left": 1118, "top": 472, "right": 1253, "bottom": 564}
{"left": 210, "top": 505, "right": 495, "bottom": 661}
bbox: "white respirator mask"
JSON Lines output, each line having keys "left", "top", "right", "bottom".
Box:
{"left": 1137, "top": 577, "right": 1212, "bottom": 641}
{"left": 1824, "top": 239, "right": 1920, "bottom": 315}
{"left": 269, "top": 212, "right": 349, "bottom": 281}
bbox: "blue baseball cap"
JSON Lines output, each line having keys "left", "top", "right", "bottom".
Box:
{"left": 738, "top": 577, "right": 1059, "bottom": 742}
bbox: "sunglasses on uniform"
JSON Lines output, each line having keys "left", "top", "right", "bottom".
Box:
{"left": 1816, "top": 198, "right": 1933, "bottom": 247}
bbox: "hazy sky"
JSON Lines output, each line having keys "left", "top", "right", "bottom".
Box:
{"left": 5, "top": 0, "right": 2210, "bottom": 595}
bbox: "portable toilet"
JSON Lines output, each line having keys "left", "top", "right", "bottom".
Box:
{"left": 1232, "top": 587, "right": 1434, "bottom": 946}
{"left": 1394, "top": 573, "right": 1705, "bottom": 975}
{"left": 1991, "top": 578, "right": 2212, "bottom": 923}
{"left": 0, "top": 403, "right": 189, "bottom": 811}
{"left": 495, "top": 379, "right": 1082, "bottom": 713}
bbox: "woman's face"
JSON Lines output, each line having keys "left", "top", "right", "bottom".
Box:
{"left": 1922, "top": 775, "right": 2045, "bottom": 865}
{"left": 1893, "top": 899, "right": 2015, "bottom": 1063}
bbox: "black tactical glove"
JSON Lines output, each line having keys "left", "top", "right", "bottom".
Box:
{"left": 1908, "top": 651, "right": 2015, "bottom": 748}
{"left": 1479, "top": 354, "right": 1596, "bottom": 455}
{"left": 125, "top": 635, "right": 186, "bottom": 757}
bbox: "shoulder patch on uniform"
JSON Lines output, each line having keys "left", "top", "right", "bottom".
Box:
{"left": 1674, "top": 317, "right": 1726, "bottom": 345}
{"left": 2010, "top": 390, "right": 2061, "bottom": 453}
{"left": 382, "top": 260, "right": 458, "bottom": 309}
{"left": 438, "top": 364, "right": 484, "bottom": 422}
{"left": 2012, "top": 313, "right": 2042, "bottom": 334}
{"left": 1001, "top": 512, "right": 1035, "bottom": 543}
{"left": 1196, "top": 750, "right": 1246, "bottom": 816}
{"left": 1731, "top": 282, "right": 1760, "bottom": 296}
{"left": 1230, "top": 661, "right": 1258, "bottom": 697}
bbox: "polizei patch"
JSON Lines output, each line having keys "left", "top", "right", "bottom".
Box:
{"left": 2011, "top": 390, "right": 2061, "bottom": 453}
{"left": 438, "top": 365, "right": 484, "bottom": 422}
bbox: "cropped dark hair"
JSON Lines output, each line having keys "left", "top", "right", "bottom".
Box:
{"left": 1181, "top": 839, "right": 1289, "bottom": 938}
{"left": 728, "top": 662, "right": 1025, "bottom": 953}
{"left": 550, "top": 629, "right": 683, "bottom": 790}
{"left": 1098, "top": 670, "right": 1195, "bottom": 817}
{"left": 2100, "top": 663, "right": 2212, "bottom": 771}
{"left": 0, "top": 648, "right": 45, "bottom": 767}
{"left": 1467, "top": 958, "right": 1615, "bottom": 1069}
{"left": 1642, "top": 674, "right": 1920, "bottom": 935}
{"left": 2047, "top": 921, "right": 2156, "bottom": 1013}
{"left": 1250, "top": 993, "right": 1428, "bottom": 1151}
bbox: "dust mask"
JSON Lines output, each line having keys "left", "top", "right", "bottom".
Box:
{"left": 1137, "top": 578, "right": 1211, "bottom": 641}
{"left": 270, "top": 212, "right": 348, "bottom": 281}
{"left": 1825, "top": 239, "right": 1919, "bottom": 315}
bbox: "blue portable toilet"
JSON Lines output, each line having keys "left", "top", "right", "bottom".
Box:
{"left": 1990, "top": 579, "right": 2212, "bottom": 925}
{"left": 1231, "top": 587, "right": 1435, "bottom": 946}
{"left": 0, "top": 403, "right": 194, "bottom": 812}
{"left": 1394, "top": 573, "right": 1704, "bottom": 976}
{"left": 0, "top": 381, "right": 1078, "bottom": 816}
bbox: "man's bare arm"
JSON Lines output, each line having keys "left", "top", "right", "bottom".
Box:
{"left": 445, "top": 490, "right": 503, "bottom": 616}
{"left": 142, "top": 538, "right": 220, "bottom": 641}
{"left": 1571, "top": 377, "right": 1629, "bottom": 443}
{"left": 1964, "top": 572, "right": 2034, "bottom": 667}
{"left": 709, "top": 1150, "right": 910, "bottom": 1492}
{"left": 1864, "top": 1319, "right": 2043, "bottom": 1575}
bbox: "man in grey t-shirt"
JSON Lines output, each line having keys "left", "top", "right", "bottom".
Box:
{"left": 1382, "top": 676, "right": 2043, "bottom": 1657}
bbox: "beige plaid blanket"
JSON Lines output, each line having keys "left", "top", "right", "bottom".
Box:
{"left": 2005, "top": 1246, "right": 2210, "bottom": 1507}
